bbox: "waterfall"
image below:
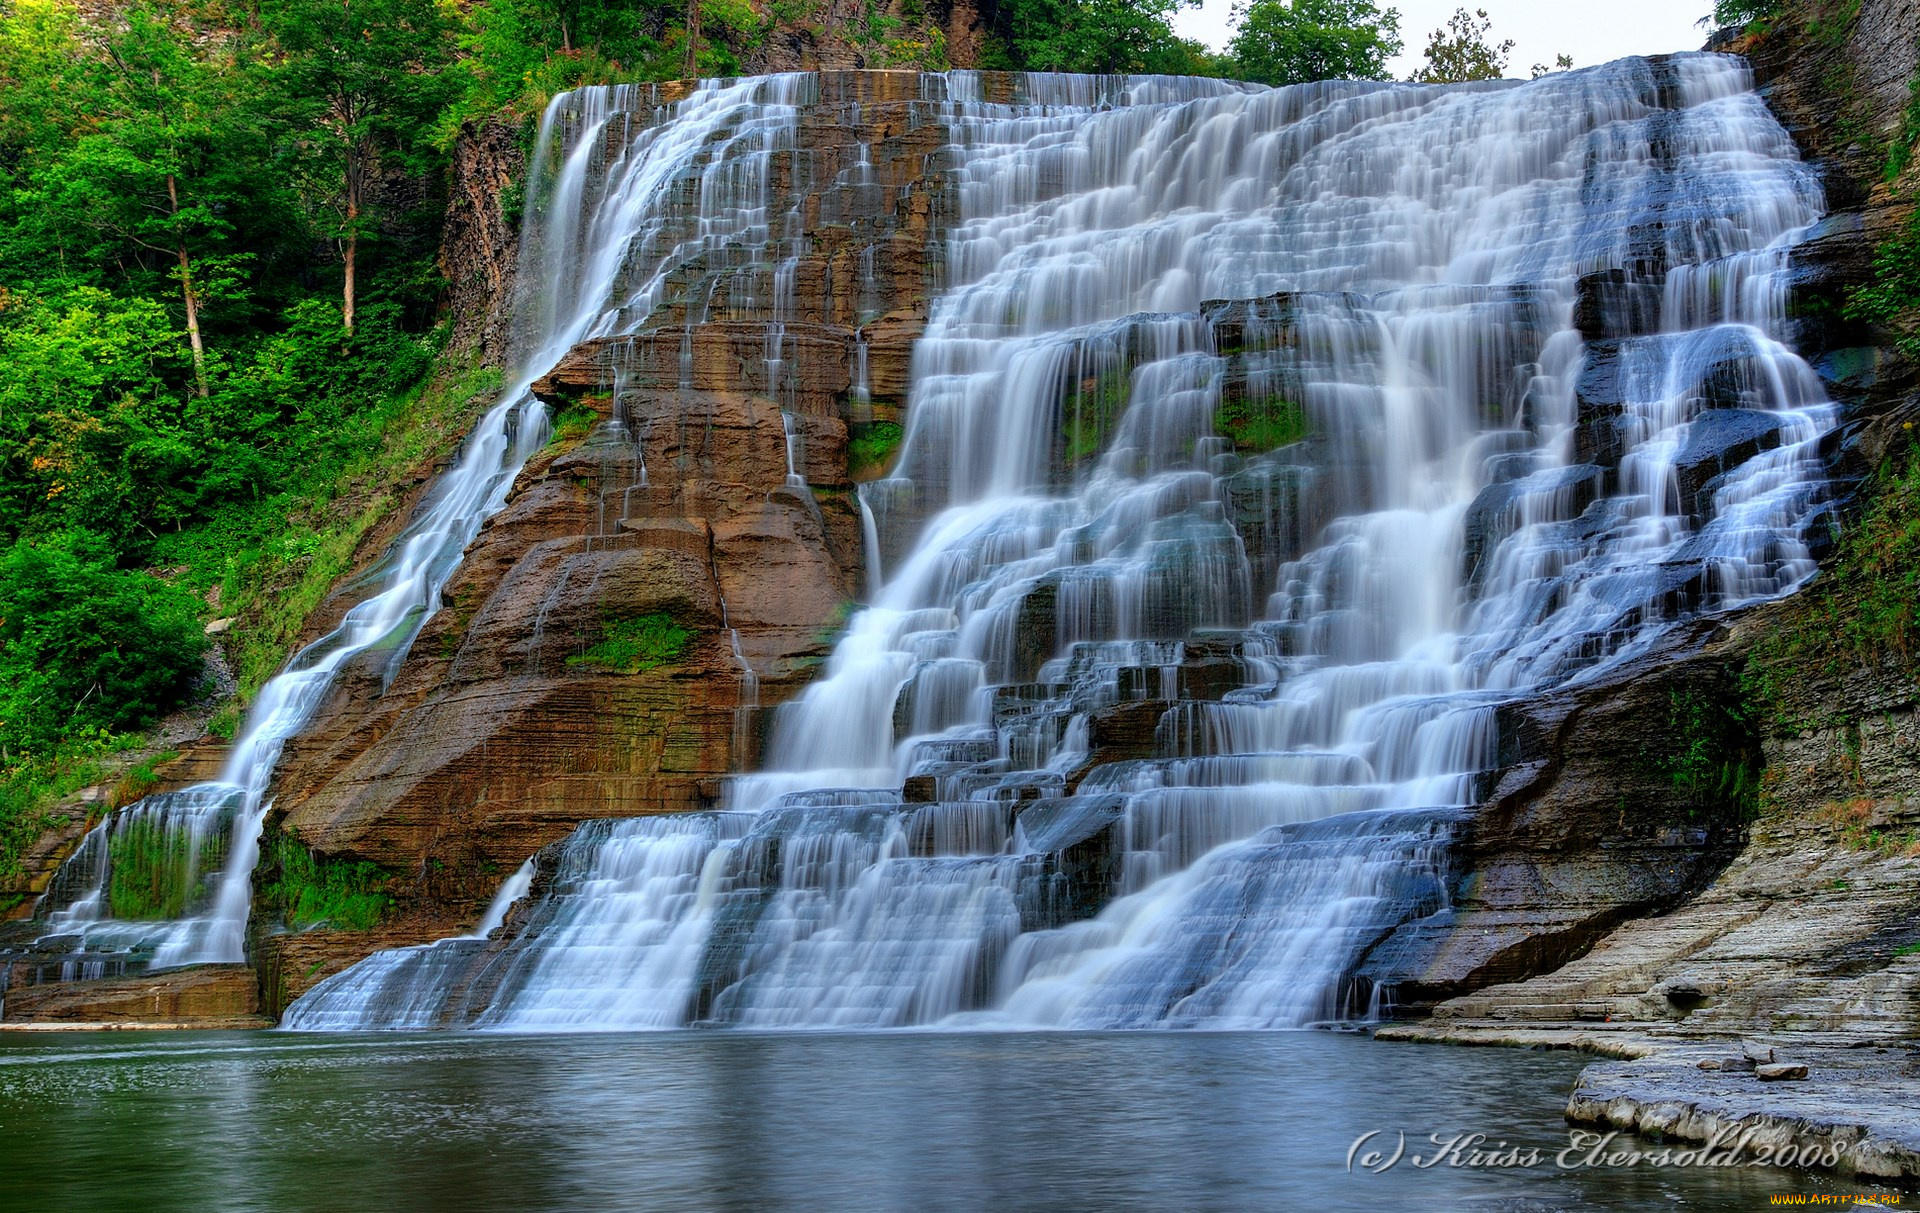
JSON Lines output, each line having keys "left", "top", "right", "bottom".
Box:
{"left": 23, "top": 75, "right": 818, "bottom": 979}
{"left": 288, "top": 57, "right": 1838, "bottom": 1031}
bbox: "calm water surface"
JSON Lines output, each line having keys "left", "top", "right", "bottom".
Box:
{"left": 0, "top": 1030, "right": 1895, "bottom": 1211}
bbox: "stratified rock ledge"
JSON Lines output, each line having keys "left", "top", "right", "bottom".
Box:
{"left": 1376, "top": 1023, "right": 1920, "bottom": 1179}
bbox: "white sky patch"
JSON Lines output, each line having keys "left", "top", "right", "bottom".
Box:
{"left": 1172, "top": 0, "right": 1718, "bottom": 77}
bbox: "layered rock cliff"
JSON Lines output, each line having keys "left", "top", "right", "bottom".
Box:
{"left": 249, "top": 72, "right": 953, "bottom": 1004}
{"left": 1381, "top": 0, "right": 1920, "bottom": 1178}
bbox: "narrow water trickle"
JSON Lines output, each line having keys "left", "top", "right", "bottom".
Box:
{"left": 288, "top": 59, "right": 1841, "bottom": 1032}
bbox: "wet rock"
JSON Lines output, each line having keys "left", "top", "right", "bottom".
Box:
{"left": 1756, "top": 1062, "right": 1809, "bottom": 1081}
{"left": 1573, "top": 268, "right": 1663, "bottom": 340}
{"left": 1672, "top": 408, "right": 1787, "bottom": 520}
{"left": 1462, "top": 464, "right": 1606, "bottom": 589}
{"left": 1364, "top": 625, "right": 1755, "bottom": 1008}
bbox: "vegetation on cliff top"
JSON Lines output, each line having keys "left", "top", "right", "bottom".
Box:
{"left": 1224, "top": 0, "right": 1400, "bottom": 87}
{"left": 1744, "top": 435, "right": 1920, "bottom": 731}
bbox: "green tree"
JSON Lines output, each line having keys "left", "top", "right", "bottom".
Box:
{"left": 1705, "top": 0, "right": 1778, "bottom": 33}
{"left": 1228, "top": 0, "right": 1400, "bottom": 87}
{"left": 1408, "top": 6, "right": 1511, "bottom": 83}
{"left": 997, "top": 0, "right": 1207, "bottom": 75}
{"left": 0, "top": 288, "right": 192, "bottom": 548}
{"left": 22, "top": 7, "right": 267, "bottom": 393}
{"left": 262, "top": 0, "right": 462, "bottom": 331}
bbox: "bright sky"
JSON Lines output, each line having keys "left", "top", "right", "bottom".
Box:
{"left": 1172, "top": 0, "right": 1717, "bottom": 78}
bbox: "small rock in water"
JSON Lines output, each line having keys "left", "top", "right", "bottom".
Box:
{"left": 1696, "top": 1058, "right": 1723, "bottom": 1070}
{"left": 1755, "top": 1062, "right": 1809, "bottom": 1081}
{"left": 1722, "top": 1055, "right": 1758, "bottom": 1072}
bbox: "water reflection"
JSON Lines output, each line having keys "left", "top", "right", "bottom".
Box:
{"left": 0, "top": 1031, "right": 1891, "bottom": 1211}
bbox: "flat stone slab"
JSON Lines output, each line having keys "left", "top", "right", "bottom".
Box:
{"left": 1377, "top": 1022, "right": 1920, "bottom": 1180}
{"left": 1, "top": 964, "right": 261, "bottom": 1025}
{"left": 1571, "top": 1044, "right": 1920, "bottom": 1179}
{"left": 0, "top": 1018, "right": 272, "bottom": 1031}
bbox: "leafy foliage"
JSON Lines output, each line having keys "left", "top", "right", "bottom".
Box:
{"left": 440, "top": 0, "right": 768, "bottom": 137}
{"left": 848, "top": 420, "right": 905, "bottom": 478}
{"left": 1408, "top": 6, "right": 1510, "bottom": 83}
{"left": 987, "top": 0, "right": 1220, "bottom": 75}
{"left": 1847, "top": 211, "right": 1920, "bottom": 362}
{"left": 568, "top": 612, "right": 693, "bottom": 673}
{"left": 1656, "top": 687, "right": 1761, "bottom": 815}
{"left": 547, "top": 405, "right": 599, "bottom": 447}
{"left": 1743, "top": 436, "right": 1920, "bottom": 733}
{"left": 1227, "top": 0, "right": 1400, "bottom": 87}
{"left": 1707, "top": 0, "right": 1781, "bottom": 33}
{"left": 1889, "top": 70, "right": 1920, "bottom": 182}
{"left": 0, "top": 728, "right": 132, "bottom": 882}
{"left": 0, "top": 532, "right": 207, "bottom": 751}
{"left": 262, "top": 826, "right": 392, "bottom": 930}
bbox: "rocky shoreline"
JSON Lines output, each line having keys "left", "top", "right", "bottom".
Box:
{"left": 1378, "top": 1023, "right": 1920, "bottom": 1182}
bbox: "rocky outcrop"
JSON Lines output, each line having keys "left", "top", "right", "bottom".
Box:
{"left": 0, "top": 964, "right": 266, "bottom": 1027}
{"left": 251, "top": 72, "right": 956, "bottom": 967}
{"left": 1723, "top": 0, "right": 1920, "bottom": 207}
{"left": 1352, "top": 625, "right": 1759, "bottom": 1010}
{"left": 1372, "top": 1, "right": 1920, "bottom": 1176}
{"left": 442, "top": 117, "right": 527, "bottom": 363}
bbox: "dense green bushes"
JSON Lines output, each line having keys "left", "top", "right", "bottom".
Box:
{"left": 985, "top": 0, "right": 1219, "bottom": 74}
{"left": 0, "top": 533, "right": 208, "bottom": 752}
{"left": 1744, "top": 437, "right": 1920, "bottom": 732}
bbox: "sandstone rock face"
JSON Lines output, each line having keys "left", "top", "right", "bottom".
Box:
{"left": 442, "top": 117, "right": 526, "bottom": 363}
{"left": 1, "top": 964, "right": 264, "bottom": 1026}
{"left": 259, "top": 72, "right": 953, "bottom": 956}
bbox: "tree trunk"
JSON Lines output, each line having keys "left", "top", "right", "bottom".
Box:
{"left": 166, "top": 173, "right": 208, "bottom": 397}
{"left": 684, "top": 0, "right": 700, "bottom": 79}
{"left": 343, "top": 152, "right": 361, "bottom": 332}
{"left": 343, "top": 217, "right": 357, "bottom": 332}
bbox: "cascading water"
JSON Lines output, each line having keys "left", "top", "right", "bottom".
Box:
{"left": 18, "top": 75, "right": 818, "bottom": 981}
{"left": 288, "top": 57, "right": 1840, "bottom": 1032}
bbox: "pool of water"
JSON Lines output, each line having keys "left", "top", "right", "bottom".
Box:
{"left": 0, "top": 1029, "right": 1894, "bottom": 1211}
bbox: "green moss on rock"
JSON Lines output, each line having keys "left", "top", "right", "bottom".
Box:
{"left": 1215, "top": 396, "right": 1307, "bottom": 452}
{"left": 568, "top": 612, "right": 693, "bottom": 674}
{"left": 261, "top": 826, "right": 392, "bottom": 931}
